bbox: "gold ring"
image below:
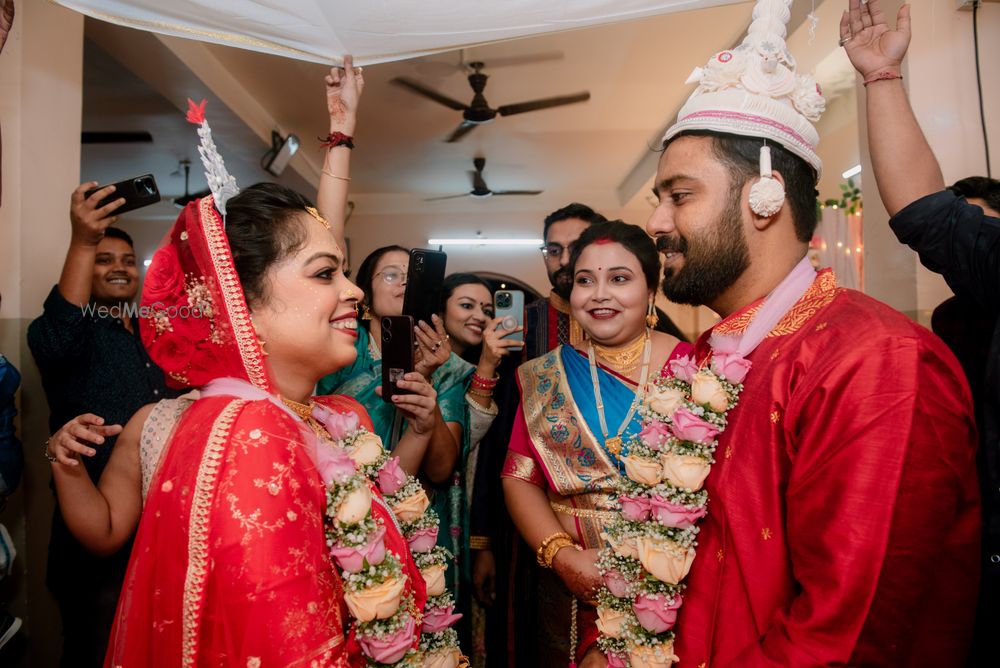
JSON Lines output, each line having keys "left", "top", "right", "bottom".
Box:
{"left": 838, "top": 35, "right": 852, "bottom": 47}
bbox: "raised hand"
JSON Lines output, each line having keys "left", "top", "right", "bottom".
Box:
{"left": 480, "top": 315, "right": 523, "bottom": 369}
{"left": 841, "top": 0, "right": 911, "bottom": 79}
{"left": 389, "top": 372, "right": 439, "bottom": 435}
{"left": 71, "top": 182, "right": 126, "bottom": 246}
{"left": 414, "top": 314, "right": 451, "bottom": 379}
{"left": 325, "top": 54, "right": 365, "bottom": 134}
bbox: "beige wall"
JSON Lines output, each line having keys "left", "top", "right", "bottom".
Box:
{"left": 0, "top": 1, "right": 84, "bottom": 666}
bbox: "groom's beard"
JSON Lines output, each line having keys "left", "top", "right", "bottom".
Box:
{"left": 549, "top": 265, "right": 573, "bottom": 301}
{"left": 658, "top": 191, "right": 749, "bottom": 306}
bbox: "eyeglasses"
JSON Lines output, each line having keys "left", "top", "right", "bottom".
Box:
{"left": 540, "top": 243, "right": 571, "bottom": 259}
{"left": 374, "top": 266, "right": 407, "bottom": 285}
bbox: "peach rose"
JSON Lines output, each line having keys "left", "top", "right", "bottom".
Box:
{"left": 349, "top": 433, "right": 384, "bottom": 467}
{"left": 660, "top": 453, "right": 711, "bottom": 491}
{"left": 424, "top": 647, "right": 462, "bottom": 668}
{"left": 343, "top": 576, "right": 405, "bottom": 622}
{"left": 645, "top": 386, "right": 686, "bottom": 418}
{"left": 421, "top": 563, "right": 448, "bottom": 597}
{"left": 596, "top": 607, "right": 628, "bottom": 638}
{"left": 690, "top": 372, "right": 728, "bottom": 412}
{"left": 622, "top": 455, "right": 663, "bottom": 486}
{"left": 393, "top": 488, "right": 430, "bottom": 523}
{"left": 636, "top": 537, "right": 696, "bottom": 585}
{"left": 628, "top": 641, "right": 680, "bottom": 668}
{"left": 335, "top": 485, "right": 372, "bottom": 525}
{"left": 609, "top": 534, "right": 640, "bottom": 560}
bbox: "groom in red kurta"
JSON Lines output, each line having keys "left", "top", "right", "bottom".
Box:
{"left": 644, "top": 1, "right": 980, "bottom": 664}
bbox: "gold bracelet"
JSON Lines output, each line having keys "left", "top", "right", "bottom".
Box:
{"left": 469, "top": 535, "right": 491, "bottom": 550}
{"left": 542, "top": 536, "right": 580, "bottom": 569}
{"left": 468, "top": 387, "right": 493, "bottom": 398}
{"left": 536, "top": 531, "right": 572, "bottom": 567}
{"left": 322, "top": 168, "right": 351, "bottom": 182}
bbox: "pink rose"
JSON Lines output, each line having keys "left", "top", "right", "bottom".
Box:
{"left": 422, "top": 603, "right": 463, "bottom": 633}
{"left": 606, "top": 652, "right": 628, "bottom": 668}
{"left": 618, "top": 495, "right": 652, "bottom": 522}
{"left": 377, "top": 457, "right": 407, "bottom": 496}
{"left": 330, "top": 525, "right": 387, "bottom": 573}
{"left": 632, "top": 593, "right": 683, "bottom": 633}
{"left": 649, "top": 496, "right": 707, "bottom": 529}
{"left": 407, "top": 526, "right": 439, "bottom": 553}
{"left": 359, "top": 614, "right": 416, "bottom": 664}
{"left": 316, "top": 446, "right": 357, "bottom": 485}
{"left": 711, "top": 353, "right": 751, "bottom": 384}
{"left": 312, "top": 403, "right": 360, "bottom": 441}
{"left": 668, "top": 355, "right": 699, "bottom": 383}
{"left": 670, "top": 407, "right": 720, "bottom": 444}
{"left": 639, "top": 421, "right": 672, "bottom": 451}
{"left": 602, "top": 569, "right": 630, "bottom": 598}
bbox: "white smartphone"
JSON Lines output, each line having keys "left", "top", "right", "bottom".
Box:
{"left": 493, "top": 289, "right": 524, "bottom": 351}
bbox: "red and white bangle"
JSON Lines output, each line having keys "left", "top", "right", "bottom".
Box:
{"left": 319, "top": 131, "right": 355, "bottom": 149}
{"left": 863, "top": 69, "right": 902, "bottom": 87}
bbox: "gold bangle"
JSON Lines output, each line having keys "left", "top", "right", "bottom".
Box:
{"left": 536, "top": 531, "right": 572, "bottom": 567}
{"left": 468, "top": 387, "right": 493, "bottom": 398}
{"left": 542, "top": 536, "right": 580, "bottom": 569}
{"left": 322, "top": 168, "right": 351, "bottom": 182}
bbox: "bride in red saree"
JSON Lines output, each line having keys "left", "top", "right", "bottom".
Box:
{"left": 47, "top": 62, "right": 446, "bottom": 667}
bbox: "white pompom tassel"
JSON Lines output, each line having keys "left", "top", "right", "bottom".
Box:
{"left": 749, "top": 144, "right": 785, "bottom": 216}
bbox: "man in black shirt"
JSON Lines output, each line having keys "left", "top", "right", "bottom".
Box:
{"left": 843, "top": 2, "right": 999, "bottom": 664}
{"left": 27, "top": 182, "right": 175, "bottom": 667}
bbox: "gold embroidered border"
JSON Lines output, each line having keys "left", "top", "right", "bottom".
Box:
{"left": 501, "top": 451, "right": 545, "bottom": 487}
{"left": 550, "top": 501, "right": 617, "bottom": 521}
{"left": 199, "top": 198, "right": 271, "bottom": 391}
{"left": 713, "top": 269, "right": 841, "bottom": 338}
{"left": 182, "top": 399, "right": 246, "bottom": 668}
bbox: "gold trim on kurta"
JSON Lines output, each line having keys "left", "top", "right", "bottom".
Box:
{"left": 713, "top": 269, "right": 840, "bottom": 338}
{"left": 182, "top": 399, "right": 247, "bottom": 668}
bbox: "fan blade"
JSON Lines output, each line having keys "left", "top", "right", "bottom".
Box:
{"left": 496, "top": 92, "right": 590, "bottom": 117}
{"left": 424, "top": 193, "right": 471, "bottom": 202}
{"left": 391, "top": 77, "right": 468, "bottom": 111}
{"left": 445, "top": 121, "right": 478, "bottom": 143}
{"left": 492, "top": 190, "right": 543, "bottom": 196}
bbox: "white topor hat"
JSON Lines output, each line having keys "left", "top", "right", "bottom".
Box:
{"left": 662, "top": 0, "right": 826, "bottom": 209}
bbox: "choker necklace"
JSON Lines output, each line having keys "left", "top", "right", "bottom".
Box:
{"left": 587, "top": 329, "right": 652, "bottom": 456}
{"left": 593, "top": 332, "right": 647, "bottom": 375}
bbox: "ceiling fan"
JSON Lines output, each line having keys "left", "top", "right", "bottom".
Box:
{"left": 392, "top": 61, "right": 590, "bottom": 142}
{"left": 425, "top": 157, "right": 542, "bottom": 201}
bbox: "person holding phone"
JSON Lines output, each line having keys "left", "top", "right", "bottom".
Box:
{"left": 26, "top": 183, "right": 178, "bottom": 667}
{"left": 502, "top": 221, "right": 690, "bottom": 667}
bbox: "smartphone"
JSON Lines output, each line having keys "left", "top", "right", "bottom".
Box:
{"left": 381, "top": 315, "right": 415, "bottom": 403}
{"left": 402, "top": 248, "right": 448, "bottom": 328}
{"left": 494, "top": 289, "right": 525, "bottom": 351}
{"left": 85, "top": 174, "right": 161, "bottom": 215}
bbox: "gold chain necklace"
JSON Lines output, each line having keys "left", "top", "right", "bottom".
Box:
{"left": 281, "top": 396, "right": 328, "bottom": 439}
{"left": 593, "top": 332, "right": 647, "bottom": 375}
{"left": 587, "top": 330, "right": 652, "bottom": 456}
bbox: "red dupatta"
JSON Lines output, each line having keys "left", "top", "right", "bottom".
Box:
{"left": 107, "top": 196, "right": 361, "bottom": 667}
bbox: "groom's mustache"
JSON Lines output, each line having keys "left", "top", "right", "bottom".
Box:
{"left": 656, "top": 235, "right": 688, "bottom": 254}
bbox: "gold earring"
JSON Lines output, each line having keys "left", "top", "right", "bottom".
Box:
{"left": 361, "top": 303, "right": 372, "bottom": 321}
{"left": 646, "top": 301, "right": 659, "bottom": 329}
{"left": 257, "top": 337, "right": 269, "bottom": 356}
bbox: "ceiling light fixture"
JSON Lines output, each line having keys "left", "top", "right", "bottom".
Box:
{"left": 842, "top": 164, "right": 862, "bottom": 179}
{"left": 428, "top": 238, "right": 543, "bottom": 246}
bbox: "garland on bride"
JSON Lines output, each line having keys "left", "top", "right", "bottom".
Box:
{"left": 595, "top": 350, "right": 750, "bottom": 667}
{"left": 312, "top": 404, "right": 464, "bottom": 668}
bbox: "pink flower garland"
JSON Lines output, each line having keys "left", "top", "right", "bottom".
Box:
{"left": 596, "top": 352, "right": 748, "bottom": 667}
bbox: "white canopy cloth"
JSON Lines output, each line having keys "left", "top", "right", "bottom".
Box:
{"left": 54, "top": 0, "right": 744, "bottom": 65}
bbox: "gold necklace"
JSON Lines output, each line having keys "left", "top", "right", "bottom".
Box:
{"left": 587, "top": 329, "right": 652, "bottom": 456}
{"left": 593, "top": 332, "right": 647, "bottom": 374}
{"left": 281, "top": 396, "right": 328, "bottom": 439}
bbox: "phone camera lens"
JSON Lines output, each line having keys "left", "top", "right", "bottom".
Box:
{"left": 135, "top": 177, "right": 155, "bottom": 197}
{"left": 383, "top": 331, "right": 393, "bottom": 343}
{"left": 497, "top": 293, "right": 511, "bottom": 308}
{"left": 382, "top": 317, "right": 392, "bottom": 331}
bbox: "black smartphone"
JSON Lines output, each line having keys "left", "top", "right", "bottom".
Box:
{"left": 402, "top": 248, "right": 447, "bottom": 328}
{"left": 381, "top": 315, "right": 415, "bottom": 403}
{"left": 85, "top": 174, "right": 161, "bottom": 215}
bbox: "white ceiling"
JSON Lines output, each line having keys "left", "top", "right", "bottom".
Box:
{"left": 81, "top": 0, "right": 854, "bottom": 229}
